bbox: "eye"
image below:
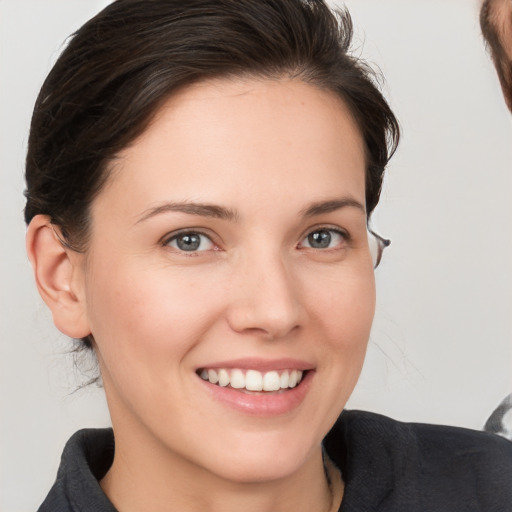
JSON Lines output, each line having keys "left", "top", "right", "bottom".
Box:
{"left": 165, "top": 231, "right": 215, "bottom": 252}
{"left": 299, "top": 228, "right": 347, "bottom": 250}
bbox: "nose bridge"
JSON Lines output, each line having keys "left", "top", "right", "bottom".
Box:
{"left": 228, "top": 245, "right": 301, "bottom": 338}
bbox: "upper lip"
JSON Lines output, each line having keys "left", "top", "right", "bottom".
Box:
{"left": 196, "top": 357, "right": 314, "bottom": 372}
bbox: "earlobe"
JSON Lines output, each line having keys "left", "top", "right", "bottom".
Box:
{"left": 26, "top": 215, "right": 91, "bottom": 339}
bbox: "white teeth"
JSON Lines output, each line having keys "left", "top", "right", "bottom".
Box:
{"left": 218, "top": 369, "right": 229, "bottom": 387}
{"left": 230, "top": 369, "right": 245, "bottom": 389}
{"left": 208, "top": 369, "right": 219, "bottom": 384}
{"left": 262, "top": 371, "right": 280, "bottom": 391}
{"left": 199, "top": 368, "right": 306, "bottom": 392}
{"left": 246, "top": 370, "right": 263, "bottom": 391}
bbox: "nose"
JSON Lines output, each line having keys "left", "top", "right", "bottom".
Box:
{"left": 226, "top": 251, "right": 302, "bottom": 340}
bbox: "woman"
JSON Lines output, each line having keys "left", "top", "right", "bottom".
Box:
{"left": 24, "top": 1, "right": 512, "bottom": 511}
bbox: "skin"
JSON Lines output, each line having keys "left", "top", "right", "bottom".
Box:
{"left": 27, "top": 78, "right": 375, "bottom": 512}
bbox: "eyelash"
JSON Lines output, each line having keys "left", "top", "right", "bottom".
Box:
{"left": 161, "top": 226, "right": 350, "bottom": 254}
{"left": 162, "top": 229, "right": 218, "bottom": 253}
{"left": 297, "top": 226, "right": 350, "bottom": 251}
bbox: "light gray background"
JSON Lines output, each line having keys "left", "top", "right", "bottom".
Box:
{"left": 1, "top": 1, "right": 511, "bottom": 510}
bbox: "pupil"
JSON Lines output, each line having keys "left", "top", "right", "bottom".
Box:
{"left": 308, "top": 230, "right": 331, "bottom": 249}
{"left": 177, "top": 234, "right": 200, "bottom": 251}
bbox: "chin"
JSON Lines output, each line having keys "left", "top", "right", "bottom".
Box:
{"left": 210, "top": 453, "right": 311, "bottom": 484}
{"left": 195, "top": 430, "right": 321, "bottom": 484}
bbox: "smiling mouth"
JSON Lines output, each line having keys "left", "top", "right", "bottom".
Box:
{"left": 197, "top": 368, "right": 306, "bottom": 393}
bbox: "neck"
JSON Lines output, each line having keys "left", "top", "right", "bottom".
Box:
{"left": 100, "top": 423, "right": 339, "bottom": 512}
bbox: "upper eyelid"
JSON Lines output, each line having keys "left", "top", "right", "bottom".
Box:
{"left": 300, "top": 224, "right": 350, "bottom": 240}
{"left": 159, "top": 224, "right": 350, "bottom": 248}
{"left": 161, "top": 228, "right": 217, "bottom": 246}
{"left": 297, "top": 225, "right": 350, "bottom": 251}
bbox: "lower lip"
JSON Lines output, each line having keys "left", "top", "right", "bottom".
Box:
{"left": 198, "top": 370, "right": 314, "bottom": 417}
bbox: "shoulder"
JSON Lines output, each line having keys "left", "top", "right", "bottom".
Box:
{"left": 37, "top": 428, "right": 116, "bottom": 512}
{"left": 324, "top": 410, "right": 512, "bottom": 511}
{"left": 343, "top": 408, "right": 512, "bottom": 459}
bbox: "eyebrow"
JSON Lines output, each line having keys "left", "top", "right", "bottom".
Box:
{"left": 135, "top": 196, "right": 365, "bottom": 225}
{"left": 136, "top": 201, "right": 239, "bottom": 224}
{"left": 301, "top": 197, "right": 366, "bottom": 217}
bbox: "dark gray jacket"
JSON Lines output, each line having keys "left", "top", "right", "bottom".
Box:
{"left": 38, "top": 410, "right": 512, "bottom": 511}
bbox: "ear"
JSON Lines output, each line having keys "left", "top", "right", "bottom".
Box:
{"left": 26, "top": 215, "right": 91, "bottom": 339}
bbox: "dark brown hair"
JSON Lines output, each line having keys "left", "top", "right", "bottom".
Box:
{"left": 480, "top": 0, "right": 512, "bottom": 111}
{"left": 24, "top": 0, "right": 399, "bottom": 352}
{"left": 25, "top": 0, "right": 399, "bottom": 242}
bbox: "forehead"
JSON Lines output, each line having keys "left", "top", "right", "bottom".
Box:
{"left": 97, "top": 78, "right": 366, "bottom": 221}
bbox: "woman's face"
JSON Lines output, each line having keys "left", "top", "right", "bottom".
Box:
{"left": 77, "top": 78, "right": 375, "bottom": 482}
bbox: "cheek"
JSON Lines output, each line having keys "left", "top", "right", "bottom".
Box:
{"left": 84, "top": 261, "right": 224, "bottom": 369}
{"left": 301, "top": 268, "right": 375, "bottom": 429}
{"left": 307, "top": 267, "right": 376, "bottom": 349}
